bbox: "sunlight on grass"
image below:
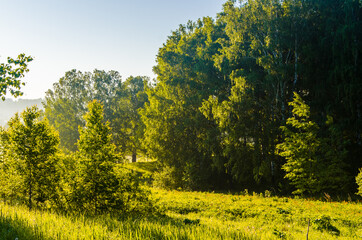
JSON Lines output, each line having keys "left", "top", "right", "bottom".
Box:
{"left": 1, "top": 190, "right": 361, "bottom": 240}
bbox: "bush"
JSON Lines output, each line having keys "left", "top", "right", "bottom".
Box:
{"left": 153, "top": 166, "right": 183, "bottom": 190}
{"left": 356, "top": 168, "right": 362, "bottom": 196}
{"left": 112, "top": 165, "right": 153, "bottom": 213}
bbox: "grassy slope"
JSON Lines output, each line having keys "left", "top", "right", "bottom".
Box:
{"left": 0, "top": 162, "right": 361, "bottom": 239}
{"left": 1, "top": 190, "right": 361, "bottom": 240}
{"left": 153, "top": 189, "right": 362, "bottom": 239}
{"left": 0, "top": 201, "right": 251, "bottom": 240}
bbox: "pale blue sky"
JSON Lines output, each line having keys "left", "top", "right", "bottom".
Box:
{"left": 0, "top": 0, "right": 226, "bottom": 99}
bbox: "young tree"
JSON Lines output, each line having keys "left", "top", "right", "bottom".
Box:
{"left": 0, "top": 54, "right": 33, "bottom": 100}
{"left": 75, "top": 100, "right": 150, "bottom": 214}
{"left": 0, "top": 106, "right": 59, "bottom": 208}
{"left": 276, "top": 93, "right": 321, "bottom": 195}
{"left": 75, "top": 100, "right": 118, "bottom": 213}
{"left": 277, "top": 93, "right": 349, "bottom": 195}
{"left": 0, "top": 127, "right": 23, "bottom": 202}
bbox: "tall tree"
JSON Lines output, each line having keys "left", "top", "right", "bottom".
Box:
{"left": 201, "top": 74, "right": 279, "bottom": 188}
{"left": 43, "top": 69, "right": 122, "bottom": 152}
{"left": 303, "top": 0, "right": 362, "bottom": 178}
{"left": 141, "top": 18, "right": 229, "bottom": 189}
{"left": 114, "top": 76, "right": 149, "bottom": 162}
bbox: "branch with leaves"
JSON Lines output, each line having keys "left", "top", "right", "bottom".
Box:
{"left": 0, "top": 54, "right": 33, "bottom": 100}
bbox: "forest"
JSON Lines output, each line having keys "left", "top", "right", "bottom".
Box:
{"left": 0, "top": 0, "right": 362, "bottom": 239}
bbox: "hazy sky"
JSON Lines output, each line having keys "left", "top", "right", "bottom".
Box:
{"left": 0, "top": 0, "right": 226, "bottom": 99}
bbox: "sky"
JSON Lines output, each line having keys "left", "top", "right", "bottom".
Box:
{"left": 0, "top": 0, "right": 226, "bottom": 99}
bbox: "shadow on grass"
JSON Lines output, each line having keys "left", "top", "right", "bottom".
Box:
{"left": 100, "top": 212, "right": 254, "bottom": 240}
{"left": 0, "top": 214, "right": 48, "bottom": 240}
{"left": 0, "top": 208, "right": 254, "bottom": 240}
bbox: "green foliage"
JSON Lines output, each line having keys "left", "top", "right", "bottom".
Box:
{"left": 138, "top": 0, "right": 361, "bottom": 193}
{"left": 54, "top": 152, "right": 79, "bottom": 210}
{"left": 277, "top": 93, "right": 350, "bottom": 195}
{"left": 153, "top": 165, "right": 183, "bottom": 190}
{"left": 113, "top": 76, "right": 149, "bottom": 161}
{"left": 210, "top": 0, "right": 360, "bottom": 192}
{"left": 276, "top": 93, "right": 320, "bottom": 194}
{"left": 0, "top": 130, "right": 23, "bottom": 201}
{"left": 0, "top": 54, "right": 33, "bottom": 100}
{"left": 44, "top": 70, "right": 149, "bottom": 160}
{"left": 357, "top": 168, "right": 362, "bottom": 196}
{"left": 6, "top": 0, "right": 359, "bottom": 204}
{"left": 141, "top": 17, "right": 229, "bottom": 190}
{"left": 0, "top": 106, "right": 59, "bottom": 208}
{"left": 43, "top": 69, "right": 123, "bottom": 152}
{"left": 201, "top": 75, "right": 278, "bottom": 188}
{"left": 71, "top": 100, "right": 150, "bottom": 214}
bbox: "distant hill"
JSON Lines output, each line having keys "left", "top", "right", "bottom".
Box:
{"left": 0, "top": 99, "right": 43, "bottom": 126}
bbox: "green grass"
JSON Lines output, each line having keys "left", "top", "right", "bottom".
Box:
{"left": 0, "top": 188, "right": 361, "bottom": 239}
{"left": 153, "top": 189, "right": 362, "bottom": 239}
{"left": 0, "top": 201, "right": 251, "bottom": 240}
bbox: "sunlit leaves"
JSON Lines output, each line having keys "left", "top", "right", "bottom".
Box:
{"left": 0, "top": 54, "right": 33, "bottom": 100}
{"left": 0, "top": 106, "right": 59, "bottom": 207}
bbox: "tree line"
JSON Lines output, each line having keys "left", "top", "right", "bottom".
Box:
{"left": 1, "top": 0, "right": 362, "bottom": 206}
{"left": 140, "top": 0, "right": 361, "bottom": 195}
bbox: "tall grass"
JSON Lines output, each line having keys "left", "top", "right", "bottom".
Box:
{"left": 0, "top": 189, "right": 361, "bottom": 239}
{"left": 152, "top": 189, "right": 362, "bottom": 240}
{"left": 0, "top": 201, "right": 252, "bottom": 240}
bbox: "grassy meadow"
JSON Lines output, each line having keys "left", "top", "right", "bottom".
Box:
{"left": 0, "top": 189, "right": 361, "bottom": 239}
{"left": 0, "top": 161, "right": 361, "bottom": 240}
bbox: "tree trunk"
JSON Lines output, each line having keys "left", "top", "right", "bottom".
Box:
{"left": 293, "top": 33, "right": 298, "bottom": 88}
{"left": 132, "top": 151, "right": 137, "bottom": 163}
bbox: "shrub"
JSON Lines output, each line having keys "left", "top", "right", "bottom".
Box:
{"left": 356, "top": 168, "right": 362, "bottom": 196}
{"left": 153, "top": 166, "right": 183, "bottom": 190}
